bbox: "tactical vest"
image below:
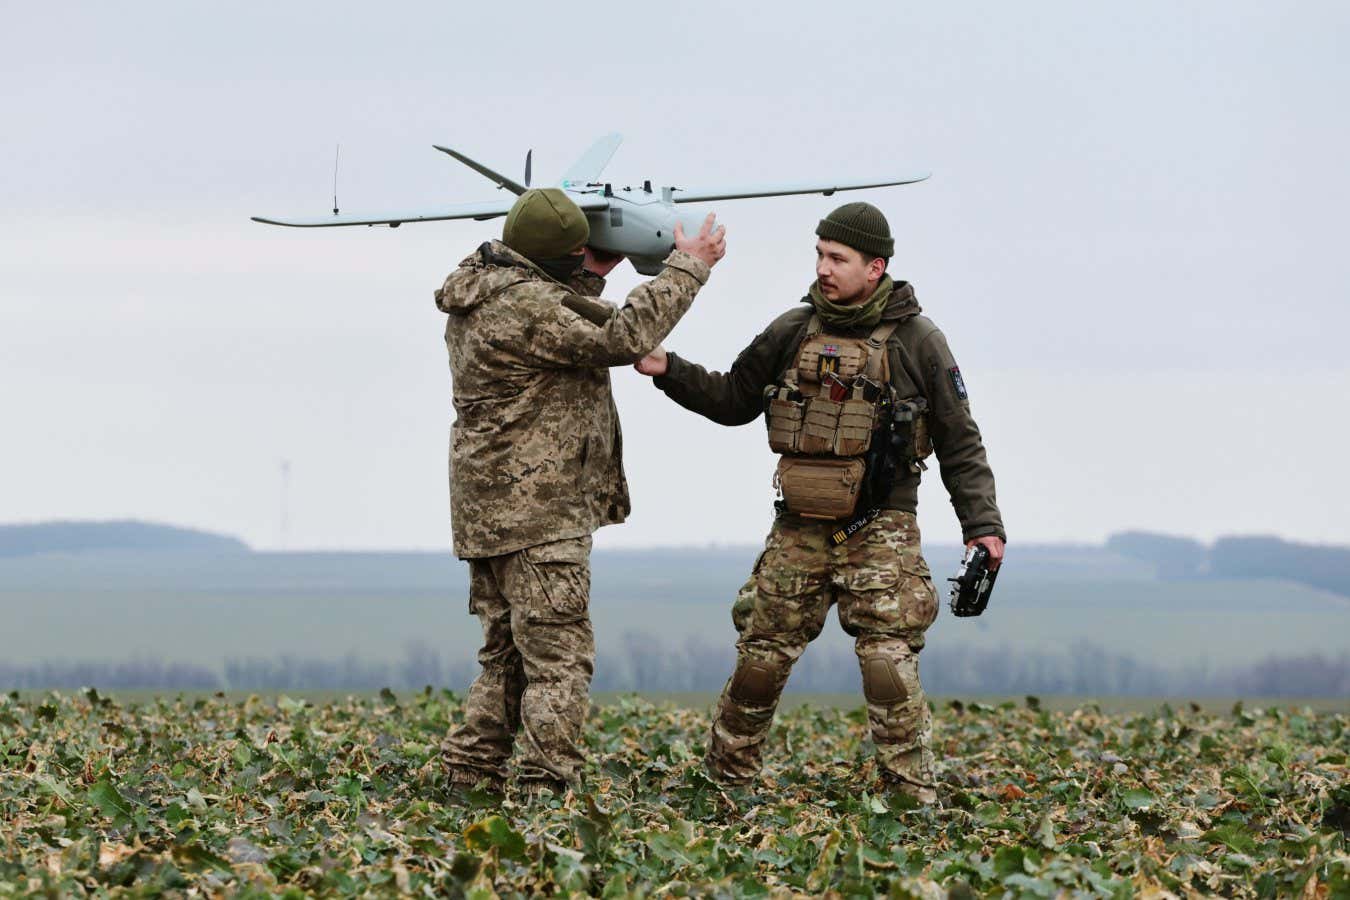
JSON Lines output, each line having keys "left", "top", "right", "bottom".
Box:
{"left": 764, "top": 315, "right": 932, "bottom": 521}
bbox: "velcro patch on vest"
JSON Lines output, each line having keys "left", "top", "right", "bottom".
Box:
{"left": 948, "top": 366, "right": 969, "bottom": 400}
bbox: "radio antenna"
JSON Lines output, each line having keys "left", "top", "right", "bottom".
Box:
{"left": 332, "top": 144, "right": 341, "bottom": 215}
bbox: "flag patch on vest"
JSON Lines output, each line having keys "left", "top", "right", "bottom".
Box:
{"left": 948, "top": 366, "right": 968, "bottom": 400}
{"left": 818, "top": 348, "right": 840, "bottom": 379}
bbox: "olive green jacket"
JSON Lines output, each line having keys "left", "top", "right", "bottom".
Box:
{"left": 653, "top": 281, "right": 1005, "bottom": 542}
{"left": 436, "top": 241, "right": 710, "bottom": 559}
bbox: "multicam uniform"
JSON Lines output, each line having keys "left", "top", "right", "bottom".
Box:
{"left": 653, "top": 278, "right": 1004, "bottom": 797}
{"left": 435, "top": 240, "right": 710, "bottom": 791}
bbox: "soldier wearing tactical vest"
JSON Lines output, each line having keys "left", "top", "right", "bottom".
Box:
{"left": 635, "top": 202, "right": 1004, "bottom": 803}
{"left": 436, "top": 188, "right": 726, "bottom": 798}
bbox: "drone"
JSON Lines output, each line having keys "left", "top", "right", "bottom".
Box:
{"left": 252, "top": 134, "right": 928, "bottom": 274}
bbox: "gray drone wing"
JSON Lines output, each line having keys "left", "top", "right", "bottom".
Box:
{"left": 668, "top": 174, "right": 930, "bottom": 204}
{"left": 252, "top": 194, "right": 608, "bottom": 228}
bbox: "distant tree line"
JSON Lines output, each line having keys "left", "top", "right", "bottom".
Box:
{"left": 1106, "top": 531, "right": 1350, "bottom": 597}
{"left": 221, "top": 646, "right": 478, "bottom": 692}
{"left": 4, "top": 635, "right": 1346, "bottom": 697}
{"left": 0, "top": 659, "right": 221, "bottom": 690}
{"left": 598, "top": 633, "right": 1349, "bottom": 698}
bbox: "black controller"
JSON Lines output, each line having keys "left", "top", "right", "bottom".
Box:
{"left": 948, "top": 544, "right": 999, "bottom": 617}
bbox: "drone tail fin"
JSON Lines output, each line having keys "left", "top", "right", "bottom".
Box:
{"left": 561, "top": 133, "right": 622, "bottom": 185}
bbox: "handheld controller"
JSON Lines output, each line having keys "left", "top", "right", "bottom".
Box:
{"left": 948, "top": 544, "right": 999, "bottom": 617}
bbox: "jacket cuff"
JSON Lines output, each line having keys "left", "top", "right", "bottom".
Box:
{"left": 662, "top": 250, "right": 710, "bottom": 285}
{"left": 652, "top": 351, "right": 689, "bottom": 391}
{"left": 962, "top": 523, "right": 1007, "bottom": 544}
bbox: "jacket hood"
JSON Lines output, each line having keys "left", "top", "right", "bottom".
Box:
{"left": 880, "top": 280, "right": 921, "bottom": 321}
{"left": 435, "top": 240, "right": 545, "bottom": 315}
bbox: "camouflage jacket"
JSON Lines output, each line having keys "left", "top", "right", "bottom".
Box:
{"left": 435, "top": 241, "right": 710, "bottom": 559}
{"left": 653, "top": 282, "right": 1005, "bottom": 543}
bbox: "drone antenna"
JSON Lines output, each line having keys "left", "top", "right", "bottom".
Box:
{"left": 332, "top": 144, "right": 341, "bottom": 216}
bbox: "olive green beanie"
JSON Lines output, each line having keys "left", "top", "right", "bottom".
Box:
{"left": 502, "top": 188, "right": 590, "bottom": 260}
{"left": 815, "top": 201, "right": 893, "bottom": 259}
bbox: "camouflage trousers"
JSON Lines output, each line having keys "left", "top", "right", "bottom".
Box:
{"left": 443, "top": 536, "right": 595, "bottom": 789}
{"left": 707, "top": 510, "right": 939, "bottom": 796}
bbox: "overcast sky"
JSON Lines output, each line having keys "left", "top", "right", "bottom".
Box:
{"left": 3, "top": 2, "right": 1347, "bottom": 551}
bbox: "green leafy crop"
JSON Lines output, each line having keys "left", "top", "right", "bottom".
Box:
{"left": 0, "top": 690, "right": 1345, "bottom": 897}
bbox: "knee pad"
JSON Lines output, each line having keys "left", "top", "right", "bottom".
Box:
{"left": 861, "top": 655, "right": 909, "bottom": 705}
{"left": 728, "top": 660, "right": 781, "bottom": 705}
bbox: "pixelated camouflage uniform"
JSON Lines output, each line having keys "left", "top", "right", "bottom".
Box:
{"left": 435, "top": 240, "right": 710, "bottom": 789}
{"left": 652, "top": 282, "right": 1004, "bottom": 799}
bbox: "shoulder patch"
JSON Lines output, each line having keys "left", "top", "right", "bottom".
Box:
{"left": 948, "top": 366, "right": 969, "bottom": 400}
{"left": 561, "top": 294, "right": 615, "bottom": 327}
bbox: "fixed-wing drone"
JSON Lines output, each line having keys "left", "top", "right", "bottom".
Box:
{"left": 252, "top": 134, "right": 928, "bottom": 274}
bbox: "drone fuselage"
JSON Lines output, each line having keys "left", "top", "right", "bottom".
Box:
{"left": 568, "top": 183, "right": 713, "bottom": 275}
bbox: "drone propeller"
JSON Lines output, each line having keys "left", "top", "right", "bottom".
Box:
{"left": 524, "top": 150, "right": 532, "bottom": 188}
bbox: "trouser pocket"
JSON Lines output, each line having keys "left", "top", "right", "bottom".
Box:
{"left": 517, "top": 537, "right": 592, "bottom": 624}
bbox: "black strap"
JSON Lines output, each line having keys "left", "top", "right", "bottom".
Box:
{"left": 829, "top": 507, "right": 881, "bottom": 546}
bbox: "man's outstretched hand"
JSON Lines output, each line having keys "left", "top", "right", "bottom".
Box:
{"left": 674, "top": 213, "right": 726, "bottom": 269}
{"left": 634, "top": 346, "right": 668, "bottom": 377}
{"left": 642, "top": 215, "right": 720, "bottom": 377}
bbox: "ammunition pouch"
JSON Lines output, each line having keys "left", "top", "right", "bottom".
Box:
{"left": 765, "top": 387, "right": 804, "bottom": 454}
{"left": 765, "top": 387, "right": 882, "bottom": 457}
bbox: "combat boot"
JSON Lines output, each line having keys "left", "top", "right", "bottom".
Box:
{"left": 444, "top": 767, "right": 505, "bottom": 805}
{"left": 516, "top": 778, "right": 571, "bottom": 807}
{"left": 703, "top": 760, "right": 752, "bottom": 789}
{"left": 878, "top": 775, "right": 938, "bottom": 809}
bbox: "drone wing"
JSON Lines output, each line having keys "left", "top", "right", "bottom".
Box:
{"left": 668, "top": 173, "right": 929, "bottom": 204}
{"left": 252, "top": 194, "right": 608, "bottom": 228}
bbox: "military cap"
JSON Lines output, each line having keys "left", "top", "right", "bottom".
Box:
{"left": 816, "top": 201, "right": 894, "bottom": 259}
{"left": 502, "top": 188, "right": 590, "bottom": 260}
